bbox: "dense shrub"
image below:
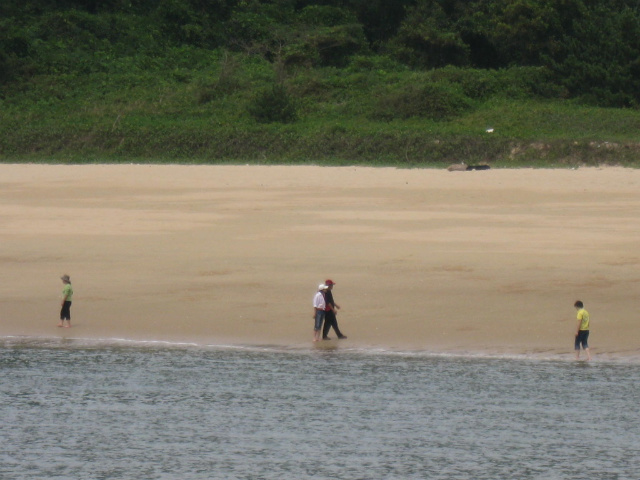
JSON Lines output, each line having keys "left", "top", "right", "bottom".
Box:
{"left": 297, "top": 5, "right": 357, "bottom": 27}
{"left": 248, "top": 84, "right": 298, "bottom": 123}
{"left": 426, "top": 66, "right": 564, "bottom": 100}
{"left": 371, "top": 81, "right": 474, "bottom": 121}
{"left": 347, "top": 54, "right": 407, "bottom": 73}
{"left": 280, "top": 23, "right": 369, "bottom": 68}
{"left": 196, "top": 51, "right": 243, "bottom": 103}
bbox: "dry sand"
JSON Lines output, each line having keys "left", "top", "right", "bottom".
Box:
{"left": 2, "top": 164, "right": 640, "bottom": 359}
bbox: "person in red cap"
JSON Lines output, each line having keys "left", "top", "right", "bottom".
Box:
{"left": 322, "top": 279, "right": 347, "bottom": 340}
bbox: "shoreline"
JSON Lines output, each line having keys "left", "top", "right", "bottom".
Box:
{"left": 3, "top": 333, "right": 639, "bottom": 365}
{"left": 2, "top": 164, "right": 640, "bottom": 360}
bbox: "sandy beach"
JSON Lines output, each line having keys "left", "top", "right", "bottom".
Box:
{"left": 2, "top": 163, "right": 639, "bottom": 359}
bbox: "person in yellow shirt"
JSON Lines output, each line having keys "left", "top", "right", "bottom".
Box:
{"left": 574, "top": 300, "right": 591, "bottom": 361}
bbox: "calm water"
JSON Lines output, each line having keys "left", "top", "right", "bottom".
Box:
{"left": 1, "top": 337, "right": 638, "bottom": 480}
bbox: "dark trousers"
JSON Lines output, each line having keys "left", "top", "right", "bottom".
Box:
{"left": 60, "top": 301, "right": 72, "bottom": 320}
{"left": 575, "top": 330, "right": 589, "bottom": 350}
{"left": 322, "top": 310, "right": 344, "bottom": 338}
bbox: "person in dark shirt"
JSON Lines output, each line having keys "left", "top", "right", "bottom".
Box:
{"left": 322, "top": 279, "right": 347, "bottom": 340}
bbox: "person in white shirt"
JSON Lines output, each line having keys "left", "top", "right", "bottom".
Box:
{"left": 312, "top": 284, "right": 328, "bottom": 342}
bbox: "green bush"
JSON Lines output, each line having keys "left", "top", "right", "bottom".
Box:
{"left": 195, "top": 51, "right": 242, "bottom": 103}
{"left": 347, "top": 54, "right": 407, "bottom": 73}
{"left": 371, "top": 81, "right": 474, "bottom": 121}
{"left": 247, "top": 84, "right": 298, "bottom": 123}
{"left": 427, "top": 66, "right": 564, "bottom": 100}
{"left": 281, "top": 23, "right": 369, "bottom": 68}
{"left": 0, "top": 50, "right": 12, "bottom": 84}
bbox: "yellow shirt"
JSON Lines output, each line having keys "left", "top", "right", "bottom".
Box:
{"left": 577, "top": 308, "right": 590, "bottom": 330}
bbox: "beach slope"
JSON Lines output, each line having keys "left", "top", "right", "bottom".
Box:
{"left": 2, "top": 164, "right": 639, "bottom": 359}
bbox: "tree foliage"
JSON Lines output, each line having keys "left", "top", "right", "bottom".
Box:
{"left": 385, "top": 0, "right": 470, "bottom": 68}
{"left": 1, "top": 0, "right": 640, "bottom": 106}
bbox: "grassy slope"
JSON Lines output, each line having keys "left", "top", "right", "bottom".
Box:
{"left": 1, "top": 50, "right": 639, "bottom": 167}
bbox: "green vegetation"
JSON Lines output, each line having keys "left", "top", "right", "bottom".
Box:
{"left": 1, "top": 0, "right": 640, "bottom": 167}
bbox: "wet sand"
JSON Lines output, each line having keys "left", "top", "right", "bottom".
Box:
{"left": 2, "top": 164, "right": 639, "bottom": 359}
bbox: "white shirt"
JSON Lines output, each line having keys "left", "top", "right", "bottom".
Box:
{"left": 313, "top": 291, "right": 326, "bottom": 309}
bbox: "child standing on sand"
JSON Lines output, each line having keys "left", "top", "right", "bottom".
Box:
{"left": 58, "top": 275, "right": 73, "bottom": 328}
{"left": 574, "top": 300, "right": 591, "bottom": 360}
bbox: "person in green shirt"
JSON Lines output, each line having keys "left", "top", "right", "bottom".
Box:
{"left": 574, "top": 300, "right": 591, "bottom": 361}
{"left": 58, "top": 274, "right": 73, "bottom": 328}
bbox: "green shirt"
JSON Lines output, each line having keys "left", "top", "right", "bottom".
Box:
{"left": 62, "top": 283, "right": 73, "bottom": 302}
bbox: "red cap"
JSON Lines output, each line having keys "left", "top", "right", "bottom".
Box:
{"left": 324, "top": 279, "right": 335, "bottom": 285}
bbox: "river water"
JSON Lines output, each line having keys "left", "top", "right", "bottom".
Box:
{"left": 1, "top": 336, "right": 638, "bottom": 480}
